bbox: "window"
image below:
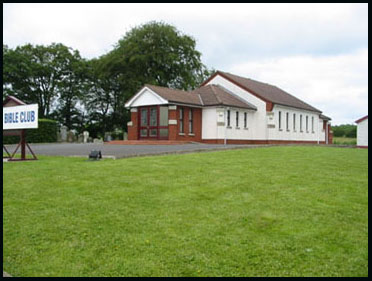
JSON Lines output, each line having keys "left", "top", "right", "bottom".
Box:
{"left": 227, "top": 110, "right": 231, "bottom": 127}
{"left": 189, "top": 109, "right": 193, "bottom": 134}
{"left": 236, "top": 111, "right": 239, "bottom": 127}
{"left": 244, "top": 112, "right": 247, "bottom": 128}
{"left": 311, "top": 116, "right": 314, "bottom": 132}
{"left": 300, "top": 115, "right": 303, "bottom": 132}
{"left": 159, "top": 106, "right": 169, "bottom": 138}
{"left": 150, "top": 108, "right": 157, "bottom": 126}
{"left": 286, "top": 112, "right": 289, "bottom": 131}
{"left": 306, "top": 116, "right": 309, "bottom": 132}
{"left": 279, "top": 111, "right": 282, "bottom": 130}
{"left": 293, "top": 113, "right": 296, "bottom": 131}
{"left": 179, "top": 108, "right": 184, "bottom": 133}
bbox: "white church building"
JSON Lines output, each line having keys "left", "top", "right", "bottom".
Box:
{"left": 125, "top": 71, "right": 333, "bottom": 144}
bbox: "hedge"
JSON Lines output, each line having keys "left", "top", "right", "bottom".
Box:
{"left": 3, "top": 118, "right": 58, "bottom": 144}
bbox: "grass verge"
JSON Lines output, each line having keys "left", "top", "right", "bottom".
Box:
{"left": 3, "top": 146, "right": 368, "bottom": 277}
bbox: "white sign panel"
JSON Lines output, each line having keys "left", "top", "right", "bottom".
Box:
{"left": 3, "top": 104, "right": 39, "bottom": 130}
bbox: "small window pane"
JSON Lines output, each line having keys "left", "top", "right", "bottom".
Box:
{"left": 159, "top": 106, "right": 168, "bottom": 126}
{"left": 159, "top": 128, "right": 168, "bottom": 137}
{"left": 141, "top": 109, "right": 148, "bottom": 126}
{"left": 179, "top": 108, "right": 184, "bottom": 133}
{"left": 150, "top": 129, "right": 157, "bottom": 137}
{"left": 189, "top": 109, "right": 193, "bottom": 133}
{"left": 140, "top": 129, "right": 147, "bottom": 137}
{"left": 150, "top": 108, "right": 157, "bottom": 126}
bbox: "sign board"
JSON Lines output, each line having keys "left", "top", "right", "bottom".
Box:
{"left": 3, "top": 104, "right": 39, "bottom": 130}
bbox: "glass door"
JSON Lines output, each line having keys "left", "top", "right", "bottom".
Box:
{"left": 139, "top": 106, "right": 158, "bottom": 139}
{"left": 139, "top": 107, "right": 149, "bottom": 138}
{"left": 138, "top": 106, "right": 169, "bottom": 140}
{"left": 148, "top": 107, "right": 158, "bottom": 138}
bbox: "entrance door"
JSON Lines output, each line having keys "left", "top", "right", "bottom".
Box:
{"left": 139, "top": 106, "right": 158, "bottom": 139}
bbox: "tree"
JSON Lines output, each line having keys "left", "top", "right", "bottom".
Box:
{"left": 332, "top": 124, "right": 357, "bottom": 138}
{"left": 107, "top": 21, "right": 212, "bottom": 93}
{"left": 52, "top": 50, "right": 87, "bottom": 131}
{"left": 99, "top": 21, "right": 212, "bottom": 132}
{"left": 3, "top": 43, "right": 82, "bottom": 118}
{"left": 83, "top": 58, "right": 115, "bottom": 137}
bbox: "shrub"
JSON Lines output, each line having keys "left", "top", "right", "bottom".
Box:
{"left": 3, "top": 119, "right": 58, "bottom": 144}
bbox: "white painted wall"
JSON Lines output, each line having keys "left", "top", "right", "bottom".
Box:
{"left": 269, "top": 104, "right": 322, "bottom": 141}
{"left": 201, "top": 106, "right": 257, "bottom": 140}
{"left": 202, "top": 107, "right": 218, "bottom": 139}
{"left": 357, "top": 118, "right": 368, "bottom": 147}
{"left": 126, "top": 88, "right": 168, "bottom": 108}
{"left": 225, "top": 108, "right": 256, "bottom": 140}
{"left": 205, "top": 76, "right": 267, "bottom": 140}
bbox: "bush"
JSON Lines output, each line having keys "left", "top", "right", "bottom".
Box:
{"left": 332, "top": 124, "right": 357, "bottom": 138}
{"left": 3, "top": 119, "right": 58, "bottom": 144}
{"left": 111, "top": 129, "right": 124, "bottom": 140}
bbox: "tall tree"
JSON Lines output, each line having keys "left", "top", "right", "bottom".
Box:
{"left": 101, "top": 21, "right": 212, "bottom": 130}
{"left": 83, "top": 58, "right": 115, "bottom": 137}
{"left": 53, "top": 50, "right": 87, "bottom": 130}
{"left": 3, "top": 43, "right": 82, "bottom": 118}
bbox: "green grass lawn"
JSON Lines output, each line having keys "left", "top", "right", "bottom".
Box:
{"left": 3, "top": 146, "right": 368, "bottom": 277}
{"left": 333, "top": 137, "right": 357, "bottom": 145}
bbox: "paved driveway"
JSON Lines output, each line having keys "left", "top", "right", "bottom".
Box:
{"left": 4, "top": 142, "right": 265, "bottom": 159}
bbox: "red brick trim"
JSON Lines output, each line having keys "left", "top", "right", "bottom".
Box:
{"left": 356, "top": 145, "right": 368, "bottom": 149}
{"left": 201, "top": 139, "right": 327, "bottom": 145}
{"left": 266, "top": 102, "right": 274, "bottom": 111}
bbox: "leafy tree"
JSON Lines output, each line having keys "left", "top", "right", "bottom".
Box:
{"left": 83, "top": 58, "right": 115, "bottom": 137}
{"left": 52, "top": 50, "right": 87, "bottom": 131}
{"left": 332, "top": 124, "right": 357, "bottom": 138}
{"left": 98, "top": 21, "right": 212, "bottom": 132}
{"left": 106, "top": 21, "right": 212, "bottom": 93}
{"left": 3, "top": 22, "right": 213, "bottom": 138}
{"left": 3, "top": 43, "right": 82, "bottom": 118}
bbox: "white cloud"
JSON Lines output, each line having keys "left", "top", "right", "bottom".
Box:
{"left": 229, "top": 48, "right": 368, "bottom": 125}
{"left": 3, "top": 3, "right": 368, "bottom": 60}
{"left": 3, "top": 3, "right": 368, "bottom": 124}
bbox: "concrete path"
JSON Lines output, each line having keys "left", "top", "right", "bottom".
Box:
{"left": 3, "top": 142, "right": 268, "bottom": 159}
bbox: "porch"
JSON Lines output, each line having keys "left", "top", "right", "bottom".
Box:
{"left": 127, "top": 105, "right": 202, "bottom": 142}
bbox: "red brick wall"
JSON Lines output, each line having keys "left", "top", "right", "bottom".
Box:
{"left": 174, "top": 107, "right": 202, "bottom": 142}
{"left": 168, "top": 108, "right": 178, "bottom": 141}
{"left": 128, "top": 111, "right": 138, "bottom": 140}
{"left": 328, "top": 124, "right": 333, "bottom": 144}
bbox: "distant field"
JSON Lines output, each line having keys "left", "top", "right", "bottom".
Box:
{"left": 333, "top": 137, "right": 357, "bottom": 145}
{"left": 3, "top": 146, "right": 368, "bottom": 277}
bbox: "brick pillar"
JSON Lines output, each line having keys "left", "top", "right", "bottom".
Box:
{"left": 128, "top": 108, "right": 138, "bottom": 140}
{"left": 328, "top": 124, "right": 333, "bottom": 144}
{"left": 168, "top": 105, "right": 178, "bottom": 141}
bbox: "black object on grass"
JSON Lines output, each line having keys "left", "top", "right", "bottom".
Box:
{"left": 89, "top": 150, "right": 102, "bottom": 160}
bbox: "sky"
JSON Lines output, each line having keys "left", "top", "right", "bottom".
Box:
{"left": 3, "top": 3, "right": 368, "bottom": 125}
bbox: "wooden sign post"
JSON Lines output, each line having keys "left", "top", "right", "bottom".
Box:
{"left": 3, "top": 96, "right": 38, "bottom": 161}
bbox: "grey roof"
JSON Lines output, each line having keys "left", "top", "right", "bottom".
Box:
{"left": 203, "top": 71, "right": 323, "bottom": 113}
{"left": 145, "top": 84, "right": 257, "bottom": 110}
{"left": 193, "top": 85, "right": 257, "bottom": 110}
{"left": 319, "top": 114, "right": 331, "bottom": 121}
